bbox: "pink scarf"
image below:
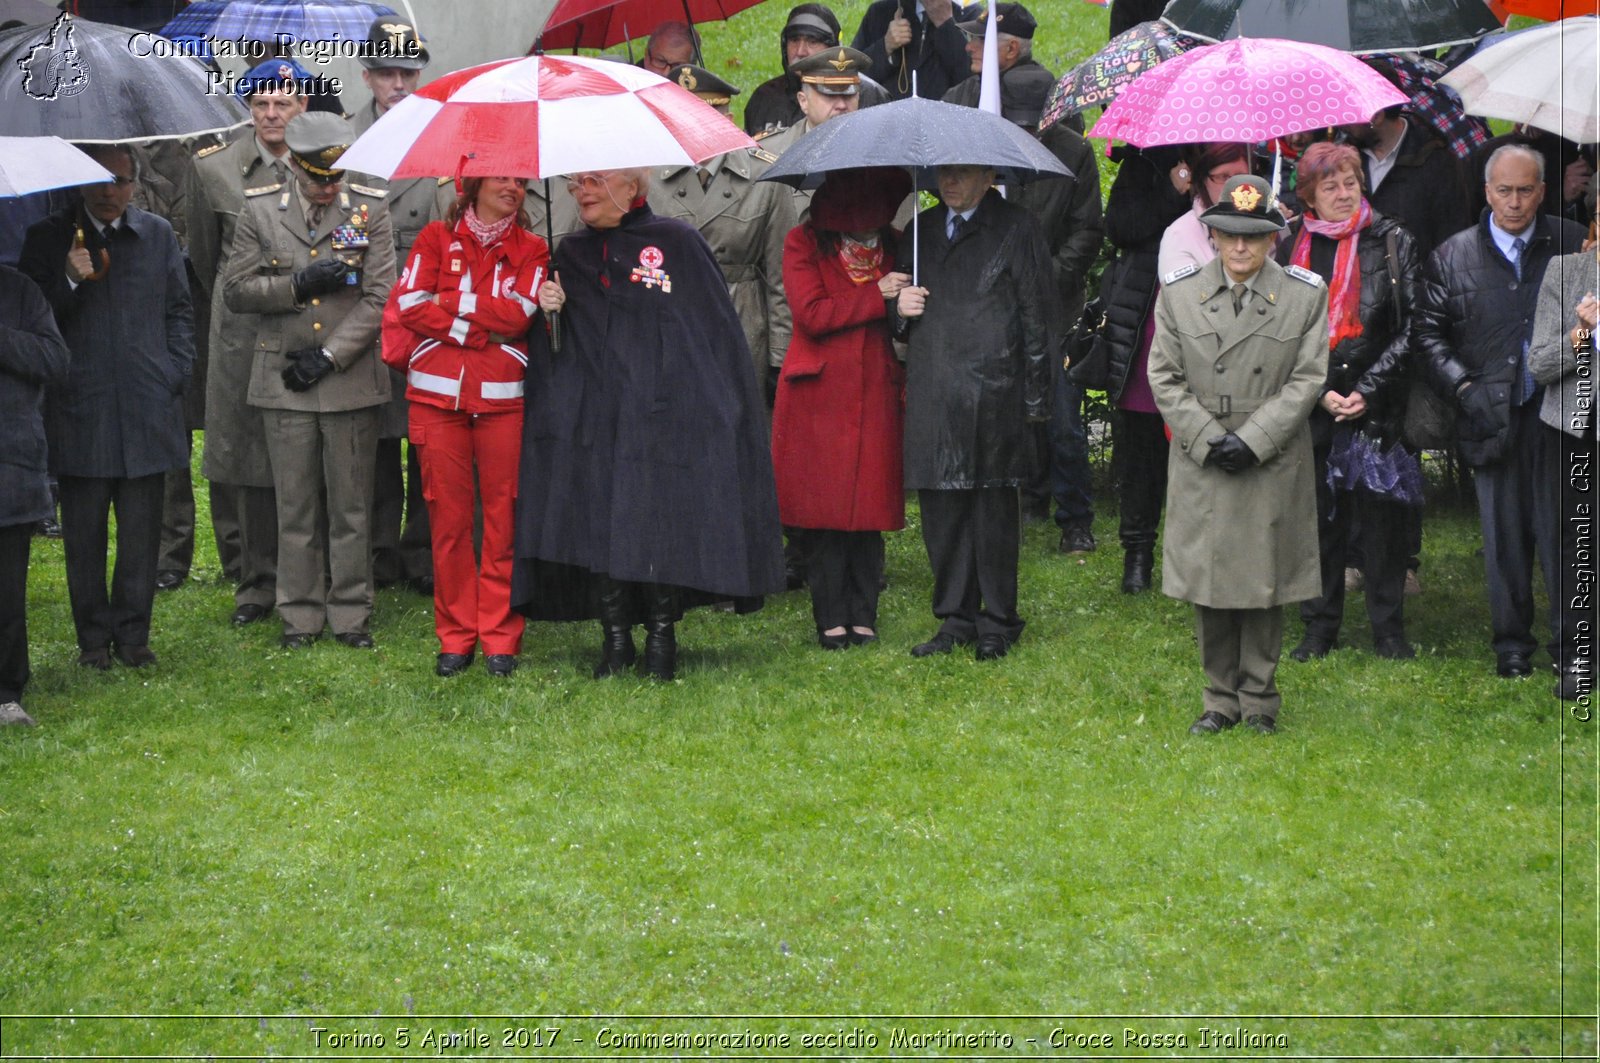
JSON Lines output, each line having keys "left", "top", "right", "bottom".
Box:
{"left": 1290, "top": 198, "right": 1372, "bottom": 349}
{"left": 463, "top": 204, "right": 515, "bottom": 249}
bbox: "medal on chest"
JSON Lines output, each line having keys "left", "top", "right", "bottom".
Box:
{"left": 331, "top": 203, "right": 371, "bottom": 252}
{"left": 629, "top": 245, "right": 671, "bottom": 292}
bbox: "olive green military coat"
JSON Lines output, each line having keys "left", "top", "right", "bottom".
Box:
{"left": 1148, "top": 256, "right": 1328, "bottom": 610}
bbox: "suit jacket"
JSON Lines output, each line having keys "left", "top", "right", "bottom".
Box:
{"left": 1148, "top": 257, "right": 1328, "bottom": 608}
{"left": 222, "top": 182, "right": 395, "bottom": 413}
{"left": 649, "top": 146, "right": 796, "bottom": 379}
{"left": 0, "top": 266, "right": 69, "bottom": 527}
{"left": 19, "top": 206, "right": 193, "bottom": 480}
{"left": 1529, "top": 249, "right": 1599, "bottom": 438}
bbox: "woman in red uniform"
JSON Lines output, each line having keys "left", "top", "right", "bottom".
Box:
{"left": 771, "top": 168, "right": 912, "bottom": 648}
{"left": 389, "top": 175, "right": 564, "bottom": 677}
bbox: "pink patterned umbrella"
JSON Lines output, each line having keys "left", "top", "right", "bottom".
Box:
{"left": 337, "top": 53, "right": 755, "bottom": 180}
{"left": 1089, "top": 37, "right": 1409, "bottom": 147}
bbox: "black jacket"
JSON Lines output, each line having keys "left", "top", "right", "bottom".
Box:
{"left": 1414, "top": 210, "right": 1586, "bottom": 465}
{"left": 0, "top": 266, "right": 69, "bottom": 528}
{"left": 1100, "top": 146, "right": 1189, "bottom": 402}
{"left": 1274, "top": 211, "right": 1419, "bottom": 444}
{"left": 19, "top": 205, "right": 193, "bottom": 480}
{"left": 1364, "top": 119, "right": 1471, "bottom": 263}
{"left": 893, "top": 190, "right": 1054, "bottom": 488}
{"left": 851, "top": 0, "right": 972, "bottom": 101}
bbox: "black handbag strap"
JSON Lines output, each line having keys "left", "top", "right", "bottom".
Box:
{"left": 1384, "top": 228, "right": 1402, "bottom": 333}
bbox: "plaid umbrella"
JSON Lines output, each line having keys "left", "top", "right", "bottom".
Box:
{"left": 1368, "top": 54, "right": 1491, "bottom": 160}
{"left": 1039, "top": 19, "right": 1204, "bottom": 131}
{"left": 159, "top": 0, "right": 397, "bottom": 44}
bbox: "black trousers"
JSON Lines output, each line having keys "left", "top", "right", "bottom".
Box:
{"left": 1303, "top": 440, "right": 1408, "bottom": 644}
{"left": 801, "top": 529, "right": 884, "bottom": 631}
{"left": 372, "top": 437, "right": 433, "bottom": 584}
{"left": 1113, "top": 409, "right": 1168, "bottom": 550}
{"left": 58, "top": 472, "right": 165, "bottom": 651}
{"left": 918, "top": 486, "right": 1024, "bottom": 643}
{"left": 1474, "top": 403, "right": 1561, "bottom": 661}
{"left": 0, "top": 522, "right": 32, "bottom": 704}
{"left": 157, "top": 432, "right": 195, "bottom": 576}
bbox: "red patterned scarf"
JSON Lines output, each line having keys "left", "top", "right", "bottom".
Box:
{"left": 838, "top": 234, "right": 884, "bottom": 285}
{"left": 1290, "top": 198, "right": 1372, "bottom": 349}
{"left": 463, "top": 204, "right": 515, "bottom": 249}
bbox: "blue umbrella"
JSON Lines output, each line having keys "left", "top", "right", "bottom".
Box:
{"left": 159, "top": 0, "right": 398, "bottom": 45}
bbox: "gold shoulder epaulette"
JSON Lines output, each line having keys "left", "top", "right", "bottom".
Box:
{"left": 243, "top": 183, "right": 282, "bottom": 197}
{"left": 752, "top": 127, "right": 779, "bottom": 142}
{"left": 749, "top": 146, "right": 779, "bottom": 164}
{"left": 195, "top": 142, "right": 224, "bottom": 159}
{"left": 347, "top": 182, "right": 388, "bottom": 198}
{"left": 437, "top": 176, "right": 454, "bottom": 186}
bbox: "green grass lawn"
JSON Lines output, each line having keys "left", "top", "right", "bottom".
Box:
{"left": 1, "top": 2, "right": 1594, "bottom": 1057}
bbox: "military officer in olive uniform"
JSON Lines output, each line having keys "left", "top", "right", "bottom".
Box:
{"left": 650, "top": 64, "right": 796, "bottom": 393}
{"left": 1147, "top": 174, "right": 1328, "bottom": 736}
{"left": 350, "top": 15, "right": 447, "bottom": 593}
{"left": 222, "top": 113, "right": 396, "bottom": 649}
{"left": 188, "top": 60, "right": 315, "bottom": 626}
{"left": 755, "top": 47, "right": 872, "bottom": 221}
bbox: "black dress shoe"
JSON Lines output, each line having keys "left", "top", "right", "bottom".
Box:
{"left": 436, "top": 652, "right": 473, "bottom": 677}
{"left": 1288, "top": 635, "right": 1335, "bottom": 662}
{"left": 817, "top": 628, "right": 848, "bottom": 651}
{"left": 1243, "top": 714, "right": 1277, "bottom": 734}
{"left": 279, "top": 633, "right": 317, "bottom": 650}
{"left": 847, "top": 629, "right": 878, "bottom": 646}
{"left": 114, "top": 644, "right": 157, "bottom": 668}
{"left": 77, "top": 647, "right": 113, "bottom": 671}
{"left": 1373, "top": 636, "right": 1415, "bottom": 660}
{"left": 231, "top": 603, "right": 269, "bottom": 626}
{"left": 910, "top": 631, "right": 967, "bottom": 657}
{"left": 1121, "top": 548, "right": 1153, "bottom": 593}
{"left": 36, "top": 517, "right": 62, "bottom": 539}
{"left": 1188, "top": 710, "right": 1237, "bottom": 735}
{"left": 334, "top": 632, "right": 375, "bottom": 649}
{"left": 641, "top": 623, "right": 677, "bottom": 681}
{"left": 1496, "top": 651, "right": 1533, "bottom": 678}
{"left": 155, "top": 570, "right": 185, "bottom": 592}
{"left": 974, "top": 634, "right": 1010, "bottom": 660}
{"left": 1058, "top": 522, "right": 1097, "bottom": 555}
{"left": 485, "top": 654, "right": 517, "bottom": 677}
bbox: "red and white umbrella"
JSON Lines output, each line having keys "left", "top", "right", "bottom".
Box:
{"left": 337, "top": 53, "right": 755, "bottom": 181}
{"left": 536, "top": 0, "right": 764, "bottom": 51}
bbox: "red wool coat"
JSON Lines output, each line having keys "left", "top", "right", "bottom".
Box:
{"left": 771, "top": 225, "right": 905, "bottom": 532}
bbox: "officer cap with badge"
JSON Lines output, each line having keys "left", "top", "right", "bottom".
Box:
{"left": 358, "top": 16, "right": 430, "bottom": 71}
{"left": 955, "top": 2, "right": 1038, "bottom": 40}
{"left": 791, "top": 46, "right": 870, "bottom": 96}
{"left": 666, "top": 64, "right": 740, "bottom": 108}
{"left": 1199, "top": 174, "right": 1289, "bottom": 236}
{"left": 285, "top": 112, "right": 356, "bottom": 184}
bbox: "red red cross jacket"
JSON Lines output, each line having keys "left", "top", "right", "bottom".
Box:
{"left": 386, "top": 217, "right": 548, "bottom": 413}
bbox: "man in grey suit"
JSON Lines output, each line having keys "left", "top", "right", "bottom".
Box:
{"left": 19, "top": 144, "right": 195, "bottom": 670}
{"left": 223, "top": 113, "right": 395, "bottom": 649}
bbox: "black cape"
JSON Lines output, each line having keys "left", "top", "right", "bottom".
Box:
{"left": 511, "top": 205, "right": 786, "bottom": 622}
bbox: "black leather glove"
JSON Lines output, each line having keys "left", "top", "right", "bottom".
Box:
{"left": 281, "top": 346, "right": 335, "bottom": 392}
{"left": 1457, "top": 380, "right": 1500, "bottom": 439}
{"left": 292, "top": 258, "right": 352, "bottom": 302}
{"left": 1204, "top": 432, "right": 1258, "bottom": 473}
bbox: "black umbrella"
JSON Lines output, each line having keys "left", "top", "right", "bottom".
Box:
{"left": 1160, "top": 0, "right": 1502, "bottom": 54}
{"left": 759, "top": 95, "right": 1073, "bottom": 189}
{"left": 0, "top": 14, "right": 249, "bottom": 142}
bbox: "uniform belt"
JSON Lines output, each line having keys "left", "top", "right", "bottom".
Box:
{"left": 1199, "top": 394, "right": 1266, "bottom": 416}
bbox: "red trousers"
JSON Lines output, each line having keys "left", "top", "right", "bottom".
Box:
{"left": 409, "top": 403, "right": 525, "bottom": 656}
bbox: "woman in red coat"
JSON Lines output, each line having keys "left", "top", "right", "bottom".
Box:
{"left": 389, "top": 176, "right": 564, "bottom": 678}
{"left": 771, "top": 168, "right": 912, "bottom": 648}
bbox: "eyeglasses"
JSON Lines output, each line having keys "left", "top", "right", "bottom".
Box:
{"left": 565, "top": 173, "right": 607, "bottom": 193}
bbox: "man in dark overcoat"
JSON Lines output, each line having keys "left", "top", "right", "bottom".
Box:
{"left": 20, "top": 144, "right": 195, "bottom": 670}
{"left": 850, "top": 0, "right": 971, "bottom": 100}
{"left": 1148, "top": 175, "right": 1327, "bottom": 736}
{"left": 0, "top": 266, "right": 69, "bottom": 725}
{"left": 893, "top": 165, "right": 1054, "bottom": 661}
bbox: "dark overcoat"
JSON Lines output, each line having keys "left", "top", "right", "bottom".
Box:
{"left": 893, "top": 190, "right": 1053, "bottom": 489}
{"left": 511, "top": 205, "right": 785, "bottom": 620}
{"left": 0, "top": 266, "right": 70, "bottom": 527}
{"left": 771, "top": 224, "right": 905, "bottom": 531}
{"left": 20, "top": 206, "right": 193, "bottom": 480}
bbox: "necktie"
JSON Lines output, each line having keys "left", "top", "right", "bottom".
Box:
{"left": 307, "top": 201, "right": 326, "bottom": 229}
{"left": 1232, "top": 282, "right": 1248, "bottom": 316}
{"left": 948, "top": 214, "right": 965, "bottom": 242}
{"left": 1510, "top": 236, "right": 1525, "bottom": 281}
{"left": 697, "top": 168, "right": 712, "bottom": 191}
{"left": 1510, "top": 236, "right": 1536, "bottom": 403}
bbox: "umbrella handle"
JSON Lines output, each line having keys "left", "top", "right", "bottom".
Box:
{"left": 73, "top": 225, "right": 110, "bottom": 282}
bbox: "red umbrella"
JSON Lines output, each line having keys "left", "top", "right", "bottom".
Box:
{"left": 536, "top": 0, "right": 762, "bottom": 51}
{"left": 1498, "top": 0, "right": 1598, "bottom": 17}
{"left": 337, "top": 53, "right": 755, "bottom": 181}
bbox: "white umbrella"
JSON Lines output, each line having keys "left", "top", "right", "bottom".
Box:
{"left": 0, "top": 135, "right": 113, "bottom": 197}
{"left": 1439, "top": 15, "right": 1600, "bottom": 144}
